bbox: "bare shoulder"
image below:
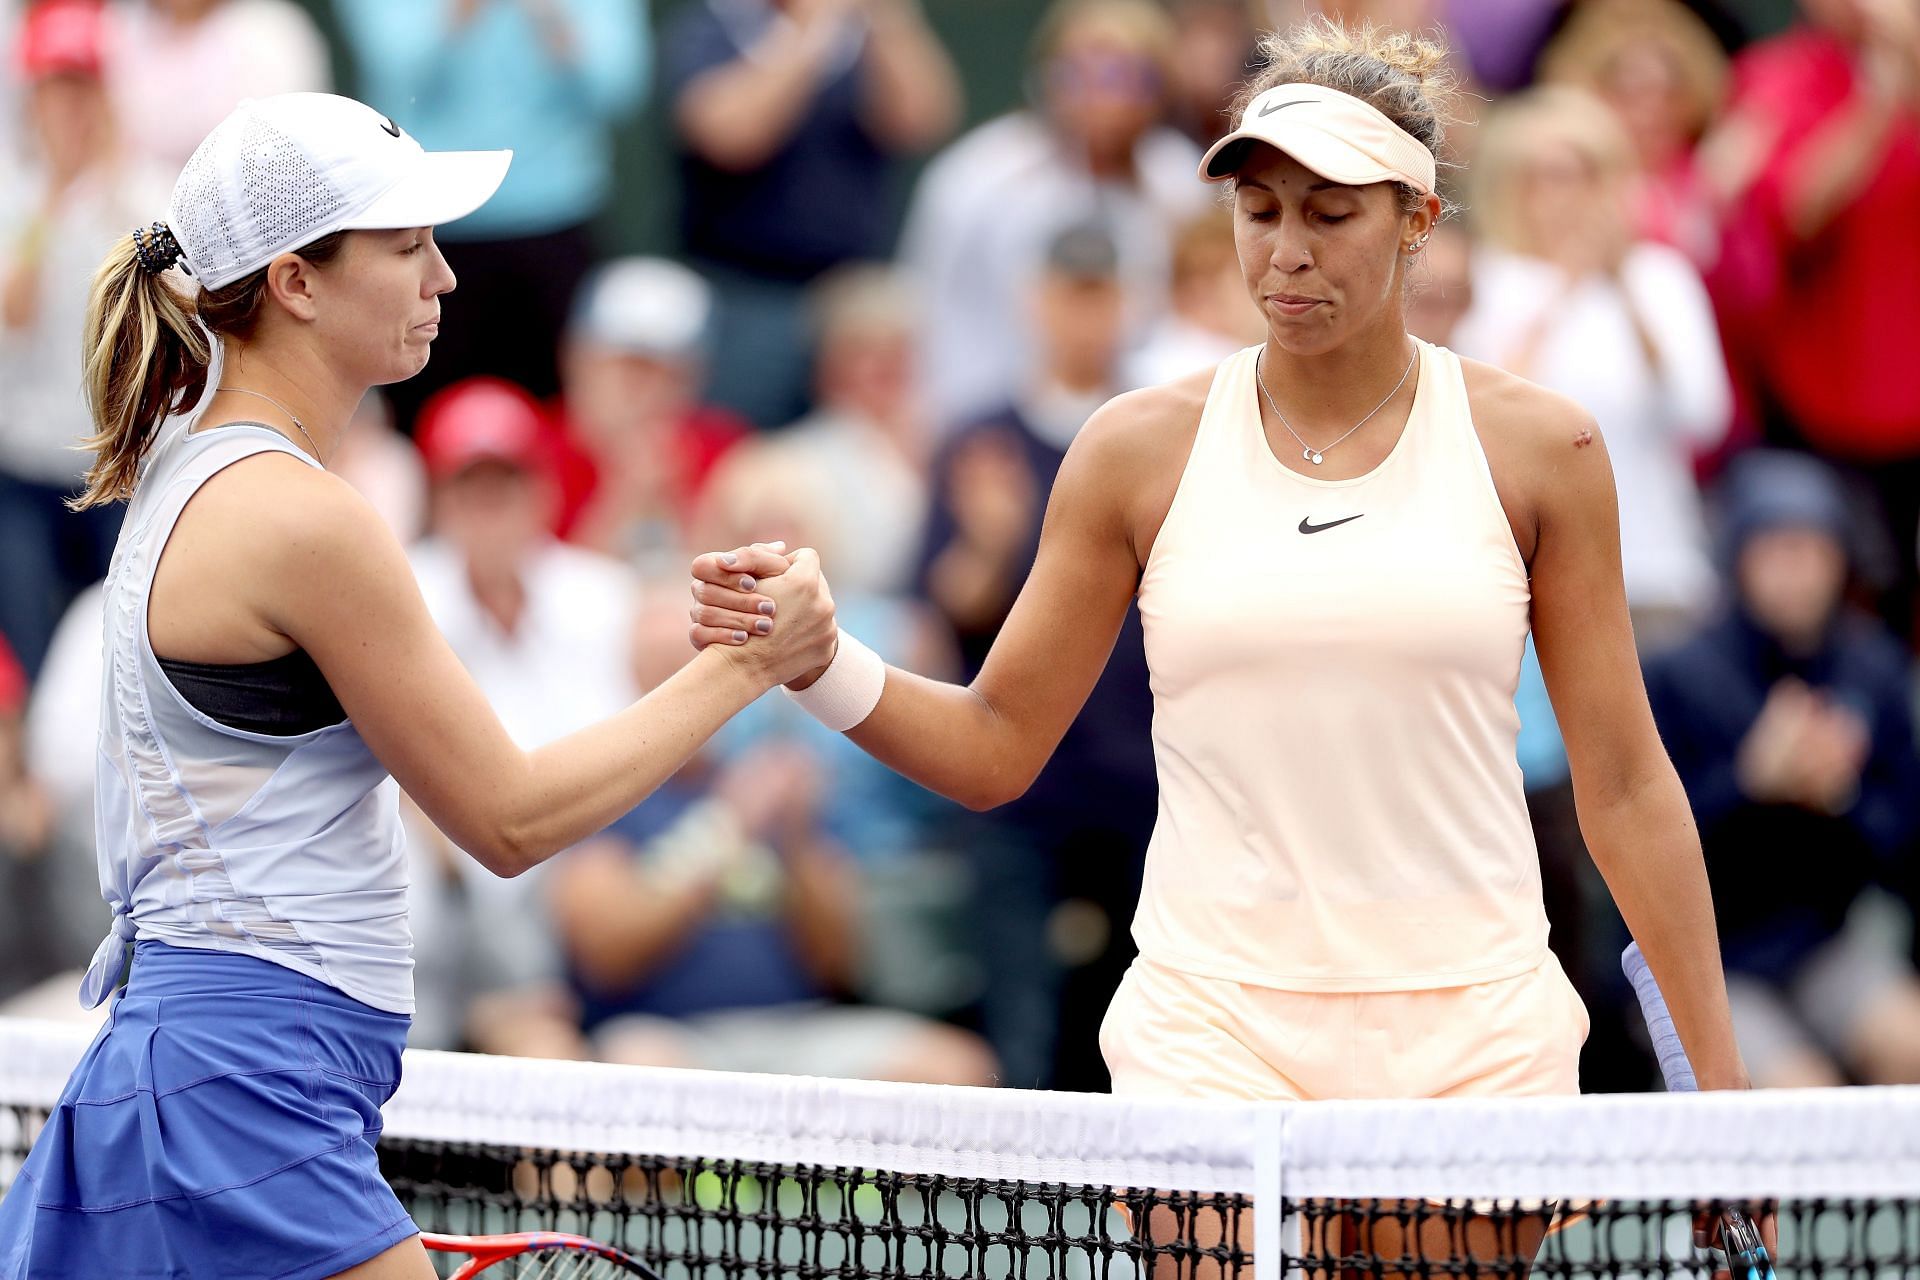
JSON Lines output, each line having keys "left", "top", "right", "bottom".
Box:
{"left": 1458, "top": 356, "right": 1615, "bottom": 548}
{"left": 200, "top": 450, "right": 395, "bottom": 553}
{"left": 1459, "top": 356, "right": 1602, "bottom": 466}
{"left": 1057, "top": 366, "right": 1215, "bottom": 565}
{"left": 190, "top": 449, "right": 413, "bottom": 596}
{"left": 1075, "top": 367, "right": 1213, "bottom": 461}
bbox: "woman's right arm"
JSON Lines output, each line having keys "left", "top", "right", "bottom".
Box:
{"left": 262, "top": 472, "right": 837, "bottom": 877}
{"left": 695, "top": 385, "right": 1188, "bottom": 811}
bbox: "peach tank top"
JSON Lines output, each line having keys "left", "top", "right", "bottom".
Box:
{"left": 1133, "top": 340, "right": 1547, "bottom": 991}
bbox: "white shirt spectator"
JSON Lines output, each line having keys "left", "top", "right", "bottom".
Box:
{"left": 0, "top": 161, "right": 169, "bottom": 483}
{"left": 1452, "top": 242, "right": 1732, "bottom": 614}
{"left": 107, "top": 0, "right": 330, "bottom": 172}
{"left": 25, "top": 584, "right": 104, "bottom": 819}
{"left": 408, "top": 538, "right": 638, "bottom": 749}
{"left": 402, "top": 536, "right": 639, "bottom": 1047}
{"left": 899, "top": 111, "right": 1206, "bottom": 431}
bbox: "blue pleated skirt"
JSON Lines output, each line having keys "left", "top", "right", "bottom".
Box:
{"left": 0, "top": 941, "right": 418, "bottom": 1280}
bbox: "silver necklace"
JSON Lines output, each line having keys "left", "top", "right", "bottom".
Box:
{"left": 1256, "top": 346, "right": 1418, "bottom": 466}
{"left": 217, "top": 386, "right": 322, "bottom": 462}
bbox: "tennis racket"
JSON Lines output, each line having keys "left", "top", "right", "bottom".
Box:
{"left": 1621, "top": 942, "right": 1777, "bottom": 1280}
{"left": 419, "top": 1230, "right": 662, "bottom": 1278}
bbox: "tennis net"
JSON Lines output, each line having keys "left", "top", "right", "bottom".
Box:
{"left": 4, "top": 1016, "right": 1918, "bottom": 1279}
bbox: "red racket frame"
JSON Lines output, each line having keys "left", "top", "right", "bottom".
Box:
{"left": 419, "top": 1230, "right": 659, "bottom": 1278}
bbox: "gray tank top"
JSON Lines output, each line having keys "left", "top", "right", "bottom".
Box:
{"left": 80, "top": 423, "right": 412, "bottom": 1013}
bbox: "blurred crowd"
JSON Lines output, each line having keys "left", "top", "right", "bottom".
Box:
{"left": 1, "top": 0, "right": 1918, "bottom": 1096}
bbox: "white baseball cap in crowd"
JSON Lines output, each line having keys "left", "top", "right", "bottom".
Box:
{"left": 568, "top": 257, "right": 714, "bottom": 361}
{"left": 1198, "top": 83, "right": 1436, "bottom": 195}
{"left": 164, "top": 92, "right": 511, "bottom": 290}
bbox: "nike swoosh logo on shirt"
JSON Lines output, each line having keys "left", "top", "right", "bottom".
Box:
{"left": 1298, "top": 514, "right": 1364, "bottom": 535}
{"left": 381, "top": 116, "right": 402, "bottom": 138}
{"left": 1258, "top": 99, "right": 1317, "bottom": 117}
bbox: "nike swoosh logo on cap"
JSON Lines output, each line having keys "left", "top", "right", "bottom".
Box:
{"left": 381, "top": 116, "right": 402, "bottom": 138}
{"left": 1257, "top": 98, "right": 1317, "bottom": 117}
{"left": 1298, "top": 514, "right": 1364, "bottom": 534}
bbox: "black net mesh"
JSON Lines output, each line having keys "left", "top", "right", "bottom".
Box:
{"left": 384, "top": 1140, "right": 1250, "bottom": 1279}
{"left": 7, "top": 1093, "right": 1920, "bottom": 1280}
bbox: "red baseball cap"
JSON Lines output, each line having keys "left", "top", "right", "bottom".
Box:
{"left": 17, "top": 0, "right": 107, "bottom": 81}
{"left": 414, "top": 378, "right": 552, "bottom": 482}
{"left": 0, "top": 631, "right": 25, "bottom": 717}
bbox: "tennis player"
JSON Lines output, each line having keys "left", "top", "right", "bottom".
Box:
{"left": 693, "top": 17, "right": 1754, "bottom": 1264}
{"left": 0, "top": 94, "right": 834, "bottom": 1280}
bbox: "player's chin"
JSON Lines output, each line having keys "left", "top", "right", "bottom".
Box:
{"left": 380, "top": 346, "right": 434, "bottom": 385}
{"left": 1268, "top": 321, "right": 1344, "bottom": 357}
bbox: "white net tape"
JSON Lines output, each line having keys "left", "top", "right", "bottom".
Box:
{"left": 5, "top": 1016, "right": 1919, "bottom": 1201}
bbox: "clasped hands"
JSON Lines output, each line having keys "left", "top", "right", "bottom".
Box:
{"left": 688, "top": 540, "right": 840, "bottom": 691}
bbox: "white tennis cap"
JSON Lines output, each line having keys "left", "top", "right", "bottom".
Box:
{"left": 1198, "top": 83, "right": 1436, "bottom": 195}
{"left": 166, "top": 92, "right": 511, "bottom": 290}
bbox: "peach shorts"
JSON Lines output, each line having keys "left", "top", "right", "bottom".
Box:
{"left": 1100, "top": 950, "right": 1589, "bottom": 1101}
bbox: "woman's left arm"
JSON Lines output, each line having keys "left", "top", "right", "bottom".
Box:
{"left": 1522, "top": 398, "right": 1749, "bottom": 1090}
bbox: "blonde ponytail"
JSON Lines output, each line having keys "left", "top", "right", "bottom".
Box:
{"left": 72, "top": 235, "right": 211, "bottom": 509}
{"left": 70, "top": 224, "right": 352, "bottom": 508}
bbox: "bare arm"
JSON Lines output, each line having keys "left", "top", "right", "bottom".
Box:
{"left": 693, "top": 387, "right": 1187, "bottom": 811}
{"left": 845, "top": 416, "right": 1143, "bottom": 809}
{"left": 856, "top": 0, "right": 962, "bottom": 153}
{"left": 675, "top": 7, "right": 851, "bottom": 173}
{"left": 1511, "top": 388, "right": 1749, "bottom": 1090}
{"left": 1777, "top": 5, "right": 1918, "bottom": 242}
{"left": 1778, "top": 88, "right": 1903, "bottom": 242}
{"left": 259, "top": 471, "right": 836, "bottom": 876}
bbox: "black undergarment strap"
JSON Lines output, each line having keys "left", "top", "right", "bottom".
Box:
{"left": 156, "top": 649, "right": 345, "bottom": 736}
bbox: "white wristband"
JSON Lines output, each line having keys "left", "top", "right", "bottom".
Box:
{"left": 781, "top": 629, "right": 886, "bottom": 732}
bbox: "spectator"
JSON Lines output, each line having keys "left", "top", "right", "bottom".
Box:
{"left": 664, "top": 0, "right": 960, "bottom": 428}
{"left": 1125, "top": 206, "right": 1264, "bottom": 387}
{"left": 1539, "top": 0, "right": 1731, "bottom": 267}
{"left": 0, "top": 631, "right": 56, "bottom": 1006}
{"left": 107, "top": 0, "right": 328, "bottom": 172}
{"left": 0, "top": 0, "right": 166, "bottom": 677}
{"left": 747, "top": 263, "right": 932, "bottom": 599}
{"left": 1163, "top": 0, "right": 1258, "bottom": 146}
{"left": 553, "top": 257, "right": 750, "bottom": 573}
{"left": 14, "top": 584, "right": 107, "bottom": 1007}
{"left": 1456, "top": 86, "right": 1732, "bottom": 650}
{"left": 1645, "top": 451, "right": 1920, "bottom": 1087}
{"left": 403, "top": 377, "right": 641, "bottom": 1053}
{"left": 333, "top": 0, "right": 649, "bottom": 428}
{"left": 1702, "top": 0, "right": 1920, "bottom": 638}
{"left": 546, "top": 583, "right": 998, "bottom": 1085}
{"left": 900, "top": 0, "right": 1207, "bottom": 430}
{"left": 689, "top": 451, "right": 975, "bottom": 1015}
{"left": 915, "top": 222, "right": 1156, "bottom": 1090}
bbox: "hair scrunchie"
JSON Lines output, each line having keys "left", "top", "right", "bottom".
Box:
{"left": 131, "top": 221, "right": 184, "bottom": 275}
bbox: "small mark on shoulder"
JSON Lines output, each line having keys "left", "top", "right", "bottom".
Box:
{"left": 1573, "top": 427, "right": 1594, "bottom": 449}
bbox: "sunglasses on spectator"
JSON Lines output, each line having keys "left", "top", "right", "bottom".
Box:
{"left": 1048, "top": 51, "right": 1163, "bottom": 98}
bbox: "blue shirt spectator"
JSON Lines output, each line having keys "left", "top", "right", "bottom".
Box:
{"left": 1643, "top": 451, "right": 1920, "bottom": 1088}
{"left": 665, "top": 3, "right": 884, "bottom": 281}
{"left": 333, "top": 0, "right": 647, "bottom": 241}
{"left": 661, "top": 0, "right": 959, "bottom": 427}
{"left": 570, "top": 778, "right": 822, "bottom": 1026}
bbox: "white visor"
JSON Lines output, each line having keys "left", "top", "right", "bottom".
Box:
{"left": 167, "top": 93, "right": 511, "bottom": 291}
{"left": 1198, "top": 83, "right": 1436, "bottom": 195}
